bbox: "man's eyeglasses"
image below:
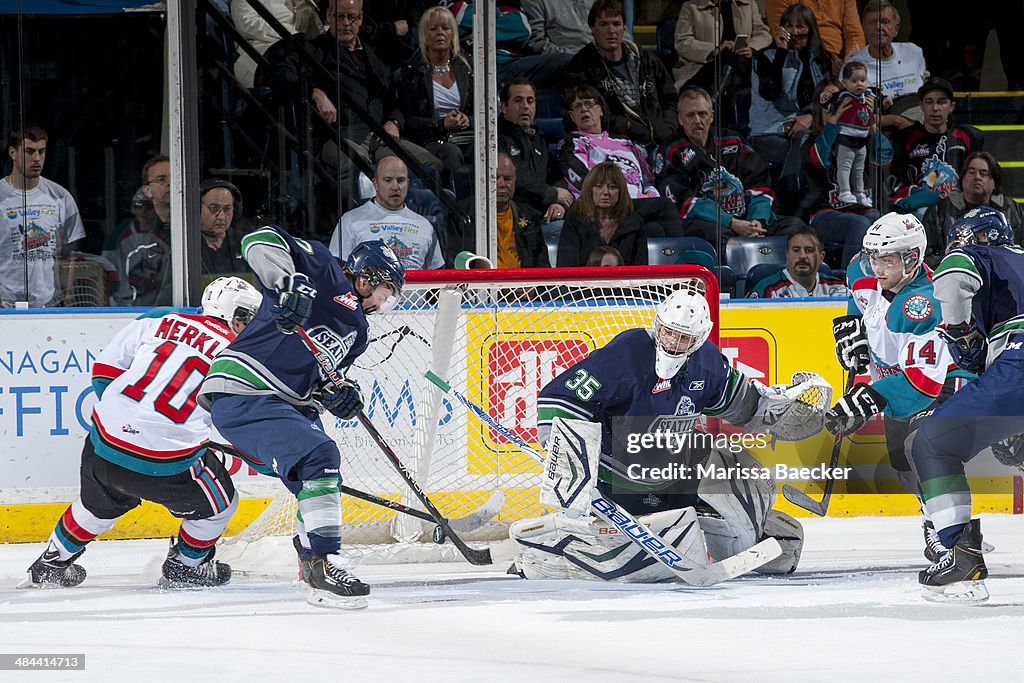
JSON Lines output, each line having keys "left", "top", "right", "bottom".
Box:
{"left": 203, "top": 203, "right": 234, "bottom": 216}
{"left": 570, "top": 99, "right": 599, "bottom": 113}
{"left": 333, "top": 12, "right": 361, "bottom": 24}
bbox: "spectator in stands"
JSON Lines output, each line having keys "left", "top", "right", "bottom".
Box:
{"left": 141, "top": 155, "right": 172, "bottom": 228}
{"left": 494, "top": 152, "right": 550, "bottom": 269}
{"left": 766, "top": 0, "right": 864, "bottom": 68}
{"left": 747, "top": 225, "right": 848, "bottom": 298}
{"left": 329, "top": 156, "right": 444, "bottom": 270}
{"left": 749, "top": 3, "right": 832, "bottom": 173}
{"left": 800, "top": 78, "right": 883, "bottom": 268}
{"left": 522, "top": 0, "right": 631, "bottom": 57}
{"left": 230, "top": 0, "right": 322, "bottom": 89}
{"left": 587, "top": 245, "right": 625, "bottom": 266}
{"left": 267, "top": 0, "right": 442, "bottom": 196}
{"left": 199, "top": 180, "right": 250, "bottom": 279}
{"left": 358, "top": 0, "right": 433, "bottom": 72}
{"left": 397, "top": 6, "right": 473, "bottom": 181}
{"left": 557, "top": 84, "right": 682, "bottom": 238}
{"left": 558, "top": 162, "right": 647, "bottom": 267}
{"left": 890, "top": 77, "right": 984, "bottom": 214}
{"left": 671, "top": 0, "right": 772, "bottom": 94}
{"left": 563, "top": 0, "right": 678, "bottom": 149}
{"left": 656, "top": 88, "right": 796, "bottom": 253}
{"left": 449, "top": 1, "right": 571, "bottom": 90}
{"left": 0, "top": 124, "right": 85, "bottom": 308}
{"left": 921, "top": 152, "right": 1024, "bottom": 267}
{"left": 104, "top": 186, "right": 171, "bottom": 306}
{"left": 844, "top": 0, "right": 925, "bottom": 130}
{"left": 498, "top": 77, "right": 573, "bottom": 224}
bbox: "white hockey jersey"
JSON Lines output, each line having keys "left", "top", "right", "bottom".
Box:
{"left": 90, "top": 310, "right": 235, "bottom": 476}
{"left": 846, "top": 259, "right": 971, "bottom": 418}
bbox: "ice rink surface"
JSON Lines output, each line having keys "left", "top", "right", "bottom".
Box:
{"left": 2, "top": 515, "right": 1024, "bottom": 682}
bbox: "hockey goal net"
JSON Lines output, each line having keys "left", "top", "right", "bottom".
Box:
{"left": 224, "top": 265, "right": 719, "bottom": 564}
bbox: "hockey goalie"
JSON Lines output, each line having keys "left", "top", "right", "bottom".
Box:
{"left": 511, "top": 285, "right": 832, "bottom": 583}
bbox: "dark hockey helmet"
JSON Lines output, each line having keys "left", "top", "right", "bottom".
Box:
{"left": 343, "top": 239, "right": 406, "bottom": 298}
{"left": 946, "top": 206, "right": 1014, "bottom": 254}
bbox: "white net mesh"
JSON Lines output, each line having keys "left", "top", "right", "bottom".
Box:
{"left": 224, "top": 267, "right": 718, "bottom": 563}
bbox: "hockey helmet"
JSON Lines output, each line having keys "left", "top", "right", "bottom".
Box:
{"left": 651, "top": 288, "right": 713, "bottom": 379}
{"left": 860, "top": 212, "right": 926, "bottom": 287}
{"left": 946, "top": 206, "right": 1014, "bottom": 253}
{"left": 344, "top": 240, "right": 405, "bottom": 294}
{"left": 201, "top": 276, "right": 262, "bottom": 328}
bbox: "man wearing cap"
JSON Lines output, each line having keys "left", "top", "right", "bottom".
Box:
{"left": 199, "top": 179, "right": 250, "bottom": 280}
{"left": 889, "top": 77, "right": 984, "bottom": 214}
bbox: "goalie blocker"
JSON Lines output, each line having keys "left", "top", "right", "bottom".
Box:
{"left": 511, "top": 418, "right": 805, "bottom": 582}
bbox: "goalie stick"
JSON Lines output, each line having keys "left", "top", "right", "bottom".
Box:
{"left": 781, "top": 371, "right": 856, "bottom": 516}
{"left": 424, "top": 371, "right": 782, "bottom": 586}
{"left": 295, "top": 327, "right": 493, "bottom": 566}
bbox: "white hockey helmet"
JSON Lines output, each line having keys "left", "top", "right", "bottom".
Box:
{"left": 651, "top": 288, "right": 713, "bottom": 379}
{"left": 860, "top": 212, "right": 926, "bottom": 288}
{"left": 201, "top": 276, "right": 262, "bottom": 327}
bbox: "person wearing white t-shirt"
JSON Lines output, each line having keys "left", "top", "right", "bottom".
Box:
{"left": 0, "top": 124, "right": 85, "bottom": 308}
{"left": 329, "top": 155, "right": 444, "bottom": 270}
{"left": 844, "top": 0, "right": 925, "bottom": 131}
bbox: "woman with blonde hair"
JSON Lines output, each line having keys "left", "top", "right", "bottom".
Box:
{"left": 557, "top": 162, "right": 648, "bottom": 267}
{"left": 397, "top": 5, "right": 473, "bottom": 178}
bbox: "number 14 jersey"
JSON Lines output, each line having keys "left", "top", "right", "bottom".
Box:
{"left": 90, "top": 311, "right": 236, "bottom": 476}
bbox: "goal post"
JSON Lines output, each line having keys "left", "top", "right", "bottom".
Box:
{"left": 223, "top": 265, "right": 719, "bottom": 565}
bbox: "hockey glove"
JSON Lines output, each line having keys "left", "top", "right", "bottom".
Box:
{"left": 824, "top": 383, "right": 887, "bottom": 436}
{"left": 937, "top": 321, "right": 987, "bottom": 374}
{"left": 272, "top": 273, "right": 317, "bottom": 334}
{"left": 832, "top": 315, "right": 870, "bottom": 374}
{"left": 992, "top": 434, "right": 1024, "bottom": 468}
{"left": 321, "top": 379, "right": 364, "bottom": 420}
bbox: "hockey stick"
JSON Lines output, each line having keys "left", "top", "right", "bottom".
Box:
{"left": 295, "top": 327, "right": 493, "bottom": 565}
{"left": 424, "top": 371, "right": 782, "bottom": 586}
{"left": 782, "top": 371, "right": 856, "bottom": 516}
{"left": 339, "top": 484, "right": 501, "bottom": 536}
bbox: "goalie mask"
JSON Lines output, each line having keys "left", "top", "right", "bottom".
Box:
{"left": 860, "top": 212, "right": 926, "bottom": 292}
{"left": 201, "top": 276, "right": 262, "bottom": 332}
{"left": 651, "top": 289, "right": 713, "bottom": 379}
{"left": 946, "top": 206, "right": 1014, "bottom": 253}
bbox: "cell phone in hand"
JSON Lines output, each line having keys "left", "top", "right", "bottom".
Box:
{"left": 733, "top": 34, "right": 749, "bottom": 52}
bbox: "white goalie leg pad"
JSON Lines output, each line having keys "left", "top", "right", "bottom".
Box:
{"left": 697, "top": 449, "right": 776, "bottom": 559}
{"left": 539, "top": 418, "right": 601, "bottom": 518}
{"left": 755, "top": 510, "right": 804, "bottom": 574}
{"left": 510, "top": 508, "right": 706, "bottom": 583}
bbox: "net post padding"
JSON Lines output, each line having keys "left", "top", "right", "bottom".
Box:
{"left": 222, "top": 265, "right": 719, "bottom": 566}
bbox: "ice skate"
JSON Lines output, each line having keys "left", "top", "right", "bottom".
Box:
{"left": 159, "top": 540, "right": 232, "bottom": 588}
{"left": 919, "top": 519, "right": 988, "bottom": 603}
{"left": 292, "top": 535, "right": 314, "bottom": 583}
{"left": 18, "top": 544, "right": 86, "bottom": 589}
{"left": 306, "top": 553, "right": 370, "bottom": 609}
{"left": 922, "top": 520, "right": 947, "bottom": 563}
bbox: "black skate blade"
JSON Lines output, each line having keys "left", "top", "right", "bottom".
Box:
{"left": 307, "top": 587, "right": 368, "bottom": 610}
{"left": 921, "top": 580, "right": 990, "bottom": 604}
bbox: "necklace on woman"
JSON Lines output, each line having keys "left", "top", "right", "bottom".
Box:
{"left": 431, "top": 63, "right": 451, "bottom": 76}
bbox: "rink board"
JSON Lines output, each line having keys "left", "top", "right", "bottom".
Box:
{"left": 1, "top": 301, "right": 1021, "bottom": 542}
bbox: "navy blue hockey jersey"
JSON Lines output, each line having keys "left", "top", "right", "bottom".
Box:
{"left": 199, "top": 226, "right": 369, "bottom": 407}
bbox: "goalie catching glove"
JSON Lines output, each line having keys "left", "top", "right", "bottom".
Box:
{"left": 744, "top": 371, "right": 833, "bottom": 441}
{"left": 832, "top": 315, "right": 870, "bottom": 373}
{"left": 825, "top": 383, "right": 886, "bottom": 435}
{"left": 272, "top": 272, "right": 317, "bottom": 334}
{"left": 321, "top": 379, "right": 364, "bottom": 420}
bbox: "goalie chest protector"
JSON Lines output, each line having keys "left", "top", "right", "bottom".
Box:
{"left": 538, "top": 329, "right": 735, "bottom": 442}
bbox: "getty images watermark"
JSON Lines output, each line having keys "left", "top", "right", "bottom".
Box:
{"left": 624, "top": 428, "right": 852, "bottom": 482}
